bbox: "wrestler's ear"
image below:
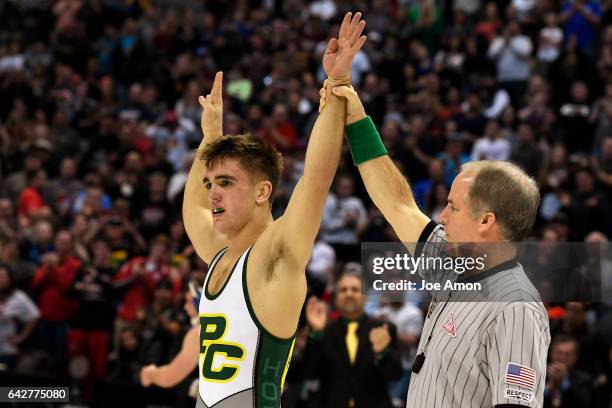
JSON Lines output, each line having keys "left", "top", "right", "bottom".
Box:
{"left": 255, "top": 181, "right": 272, "bottom": 204}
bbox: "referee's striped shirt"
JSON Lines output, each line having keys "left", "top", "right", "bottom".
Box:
{"left": 406, "top": 222, "right": 551, "bottom": 408}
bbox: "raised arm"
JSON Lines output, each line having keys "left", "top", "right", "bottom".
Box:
{"left": 331, "top": 86, "right": 430, "bottom": 244}
{"left": 183, "top": 72, "right": 228, "bottom": 264}
{"left": 274, "top": 12, "right": 367, "bottom": 267}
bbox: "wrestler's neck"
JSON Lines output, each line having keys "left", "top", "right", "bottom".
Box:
{"left": 225, "top": 210, "right": 274, "bottom": 258}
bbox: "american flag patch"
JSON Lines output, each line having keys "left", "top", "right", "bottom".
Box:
{"left": 504, "top": 362, "right": 536, "bottom": 390}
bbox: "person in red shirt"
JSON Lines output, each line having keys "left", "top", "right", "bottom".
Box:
{"left": 18, "top": 169, "right": 48, "bottom": 217}
{"left": 112, "top": 235, "right": 171, "bottom": 354}
{"left": 31, "top": 230, "right": 81, "bottom": 370}
{"left": 262, "top": 103, "right": 302, "bottom": 153}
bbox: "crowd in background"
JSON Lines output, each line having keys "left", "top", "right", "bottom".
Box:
{"left": 0, "top": 0, "right": 611, "bottom": 407}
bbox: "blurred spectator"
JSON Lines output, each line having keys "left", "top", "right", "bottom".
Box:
{"left": 591, "top": 136, "right": 612, "bottom": 191}
{"left": 470, "top": 119, "right": 511, "bottom": 161}
{"left": 31, "top": 230, "right": 81, "bottom": 370}
{"left": 112, "top": 235, "right": 171, "bottom": 354}
{"left": 424, "top": 181, "right": 451, "bottom": 222}
{"left": 474, "top": 3, "right": 502, "bottom": 43}
{"left": 412, "top": 159, "right": 445, "bottom": 208}
{"left": 301, "top": 272, "right": 402, "bottom": 408}
{"left": 97, "top": 215, "right": 146, "bottom": 267}
{"left": 139, "top": 281, "right": 185, "bottom": 366}
{"left": 488, "top": 20, "right": 533, "bottom": 105}
{"left": 453, "top": 92, "right": 487, "bottom": 141}
{"left": 437, "top": 133, "right": 470, "bottom": 186}
{"left": 262, "top": 104, "right": 301, "bottom": 153}
{"left": 510, "top": 122, "right": 544, "bottom": 177}
{"left": 551, "top": 302, "right": 610, "bottom": 377}
{"left": 146, "top": 111, "right": 197, "bottom": 172}
{"left": 373, "top": 299, "right": 423, "bottom": 406}
{"left": 322, "top": 174, "right": 368, "bottom": 262}
{"left": 167, "top": 152, "right": 194, "bottom": 205}
{"left": 2, "top": 153, "right": 42, "bottom": 202}
{"left": 560, "top": 0, "right": 602, "bottom": 54}
{"left": 544, "top": 335, "right": 593, "bottom": 407}
{"left": 25, "top": 220, "right": 55, "bottom": 265}
{"left": 590, "top": 82, "right": 612, "bottom": 156}
{"left": 0, "top": 241, "right": 35, "bottom": 291}
{"left": 133, "top": 172, "right": 173, "bottom": 241}
{"left": 408, "top": 0, "right": 443, "bottom": 54}
{"left": 111, "top": 18, "right": 150, "bottom": 86}
{"left": 272, "top": 153, "right": 302, "bottom": 219}
{"left": 48, "top": 157, "right": 84, "bottom": 215}
{"left": 307, "top": 232, "right": 336, "bottom": 291}
{"left": 454, "top": 0, "right": 481, "bottom": 19}
{"left": 67, "top": 239, "right": 116, "bottom": 381}
{"left": 561, "top": 168, "right": 610, "bottom": 240}
{"left": 107, "top": 326, "right": 142, "bottom": 384}
{"left": 18, "top": 169, "right": 48, "bottom": 218}
{"left": 0, "top": 263, "right": 40, "bottom": 370}
{"left": 559, "top": 80, "right": 593, "bottom": 153}
{"left": 309, "top": 0, "right": 337, "bottom": 22}
{"left": 538, "top": 12, "right": 564, "bottom": 70}
{"left": 0, "top": 198, "right": 18, "bottom": 243}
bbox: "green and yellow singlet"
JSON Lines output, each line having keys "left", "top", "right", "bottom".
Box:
{"left": 197, "top": 247, "right": 295, "bottom": 408}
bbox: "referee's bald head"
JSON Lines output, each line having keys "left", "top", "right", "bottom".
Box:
{"left": 439, "top": 160, "right": 539, "bottom": 242}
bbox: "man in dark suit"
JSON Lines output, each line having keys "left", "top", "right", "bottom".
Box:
{"left": 301, "top": 270, "right": 402, "bottom": 408}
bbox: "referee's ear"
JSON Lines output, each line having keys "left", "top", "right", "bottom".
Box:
{"left": 478, "top": 211, "right": 497, "bottom": 235}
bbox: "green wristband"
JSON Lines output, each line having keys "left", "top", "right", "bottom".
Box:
{"left": 345, "top": 116, "right": 388, "bottom": 165}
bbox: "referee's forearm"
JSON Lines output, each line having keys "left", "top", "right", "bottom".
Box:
{"left": 358, "top": 155, "right": 418, "bottom": 214}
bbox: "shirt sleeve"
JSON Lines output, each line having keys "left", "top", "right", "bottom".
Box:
{"left": 486, "top": 304, "right": 550, "bottom": 407}
{"left": 11, "top": 291, "right": 40, "bottom": 322}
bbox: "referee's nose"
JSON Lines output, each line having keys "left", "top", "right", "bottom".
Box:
{"left": 439, "top": 204, "right": 450, "bottom": 226}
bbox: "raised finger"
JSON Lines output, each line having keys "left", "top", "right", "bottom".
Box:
{"left": 339, "top": 12, "right": 352, "bottom": 39}
{"left": 349, "top": 20, "right": 366, "bottom": 46}
{"left": 211, "top": 71, "right": 223, "bottom": 98}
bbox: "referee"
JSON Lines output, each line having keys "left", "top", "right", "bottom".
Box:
{"left": 330, "top": 85, "right": 551, "bottom": 408}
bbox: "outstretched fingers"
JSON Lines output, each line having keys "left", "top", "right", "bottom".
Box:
{"left": 338, "top": 12, "right": 352, "bottom": 39}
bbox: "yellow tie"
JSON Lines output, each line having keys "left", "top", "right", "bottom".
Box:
{"left": 346, "top": 321, "right": 359, "bottom": 365}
